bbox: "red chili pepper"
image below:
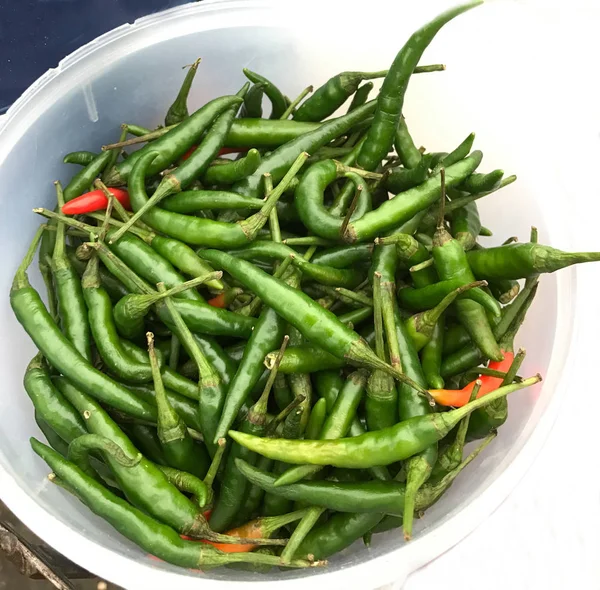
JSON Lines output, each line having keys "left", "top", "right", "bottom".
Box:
{"left": 181, "top": 146, "right": 198, "bottom": 161}
{"left": 429, "top": 350, "right": 514, "bottom": 407}
{"left": 208, "top": 293, "right": 227, "bottom": 308}
{"left": 62, "top": 188, "right": 130, "bottom": 215}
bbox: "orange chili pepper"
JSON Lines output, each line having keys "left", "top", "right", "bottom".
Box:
{"left": 207, "top": 292, "right": 227, "bottom": 308}
{"left": 429, "top": 350, "right": 514, "bottom": 407}
{"left": 62, "top": 188, "right": 130, "bottom": 215}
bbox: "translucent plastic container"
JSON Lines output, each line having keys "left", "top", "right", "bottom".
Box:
{"left": 0, "top": 1, "right": 580, "bottom": 588}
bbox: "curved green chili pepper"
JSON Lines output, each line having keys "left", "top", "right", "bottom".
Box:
{"left": 202, "top": 149, "right": 262, "bottom": 186}
{"left": 394, "top": 116, "right": 422, "bottom": 169}
{"left": 421, "top": 317, "right": 446, "bottom": 389}
{"left": 24, "top": 354, "right": 87, "bottom": 443}
{"left": 11, "top": 230, "right": 156, "bottom": 421}
{"left": 232, "top": 100, "right": 376, "bottom": 199}
{"left": 295, "top": 159, "right": 377, "bottom": 240}
{"left": 105, "top": 95, "right": 243, "bottom": 186}
{"left": 344, "top": 151, "right": 483, "bottom": 242}
{"left": 200, "top": 250, "right": 429, "bottom": 394}
{"left": 347, "top": 81, "right": 374, "bottom": 113}
{"left": 63, "top": 151, "right": 98, "bottom": 166}
{"left": 124, "top": 150, "right": 307, "bottom": 247}
{"left": 460, "top": 169, "right": 504, "bottom": 193}
{"left": 230, "top": 377, "right": 539, "bottom": 468}
{"left": 243, "top": 69, "right": 287, "bottom": 119}
{"left": 31, "top": 440, "right": 320, "bottom": 568}
{"left": 356, "top": 2, "right": 481, "bottom": 172}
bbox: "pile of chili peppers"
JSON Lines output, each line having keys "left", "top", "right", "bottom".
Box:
{"left": 11, "top": 0, "right": 600, "bottom": 572}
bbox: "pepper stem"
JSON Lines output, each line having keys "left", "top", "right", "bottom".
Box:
{"left": 51, "top": 181, "right": 68, "bottom": 269}
{"left": 340, "top": 181, "right": 362, "bottom": 239}
{"left": 239, "top": 151, "right": 309, "bottom": 241}
{"left": 147, "top": 332, "right": 187, "bottom": 443}
{"left": 203, "top": 438, "right": 227, "bottom": 491}
{"left": 280, "top": 85, "right": 314, "bottom": 120}
{"left": 250, "top": 335, "right": 290, "bottom": 426}
{"left": 264, "top": 394, "right": 306, "bottom": 437}
{"left": 102, "top": 125, "right": 175, "bottom": 151}
{"left": 12, "top": 225, "right": 46, "bottom": 291}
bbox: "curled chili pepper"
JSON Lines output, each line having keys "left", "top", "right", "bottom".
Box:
{"left": 429, "top": 350, "right": 515, "bottom": 407}
{"left": 61, "top": 188, "right": 130, "bottom": 215}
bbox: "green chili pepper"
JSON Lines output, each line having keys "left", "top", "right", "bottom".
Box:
{"left": 31, "top": 440, "right": 320, "bottom": 568}
{"left": 405, "top": 280, "right": 485, "bottom": 351}
{"left": 63, "top": 151, "right": 113, "bottom": 202}
{"left": 147, "top": 331, "right": 209, "bottom": 478}
{"left": 344, "top": 152, "right": 483, "bottom": 242}
{"left": 266, "top": 344, "right": 344, "bottom": 374}
{"left": 421, "top": 318, "right": 446, "bottom": 389}
{"left": 156, "top": 464, "right": 210, "bottom": 509}
{"left": 286, "top": 328, "right": 313, "bottom": 434}
{"left": 165, "top": 58, "right": 201, "bottom": 127}
{"left": 11, "top": 229, "right": 156, "bottom": 421}
{"left": 160, "top": 190, "right": 264, "bottom": 213}
{"left": 157, "top": 283, "right": 226, "bottom": 457}
{"left": 232, "top": 100, "right": 376, "bottom": 199}
{"left": 210, "top": 337, "right": 286, "bottom": 531}
{"left": 35, "top": 411, "right": 70, "bottom": 457}
{"left": 240, "top": 83, "right": 265, "bottom": 118}
{"left": 394, "top": 116, "right": 422, "bottom": 169}
{"left": 293, "top": 70, "right": 388, "bottom": 122}
{"left": 346, "top": 81, "right": 374, "bottom": 113}
{"left": 122, "top": 150, "right": 307, "bottom": 247}
{"left": 24, "top": 354, "right": 87, "bottom": 443}
{"left": 105, "top": 95, "right": 242, "bottom": 187}
{"left": 356, "top": 2, "right": 481, "bottom": 172}
{"left": 50, "top": 183, "right": 92, "bottom": 361}
{"left": 294, "top": 159, "right": 379, "bottom": 240}
{"left": 243, "top": 69, "right": 287, "bottom": 119}
{"left": 465, "top": 242, "right": 600, "bottom": 280}
{"left": 311, "top": 244, "right": 373, "bottom": 268}
{"left": 63, "top": 151, "right": 98, "bottom": 166}
{"left": 305, "top": 398, "right": 327, "bottom": 440}
{"left": 275, "top": 369, "right": 367, "bottom": 487}
{"left": 385, "top": 154, "right": 432, "bottom": 194}
{"left": 200, "top": 250, "right": 429, "bottom": 394}
{"left": 488, "top": 278, "right": 520, "bottom": 304}
{"left": 459, "top": 169, "right": 504, "bottom": 193}
{"left": 122, "top": 423, "right": 168, "bottom": 466}
{"left": 432, "top": 196, "right": 503, "bottom": 362}
{"left": 441, "top": 279, "right": 539, "bottom": 378}
{"left": 230, "top": 376, "right": 539, "bottom": 468}
{"left": 450, "top": 200, "right": 481, "bottom": 250}
{"left": 202, "top": 149, "right": 262, "bottom": 186}
{"left": 365, "top": 273, "right": 397, "bottom": 431}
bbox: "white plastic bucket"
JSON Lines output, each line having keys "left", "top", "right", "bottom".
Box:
{"left": 0, "top": 1, "right": 581, "bottom": 588}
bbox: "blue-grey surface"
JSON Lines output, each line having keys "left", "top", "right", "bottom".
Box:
{"left": 0, "top": 0, "right": 190, "bottom": 113}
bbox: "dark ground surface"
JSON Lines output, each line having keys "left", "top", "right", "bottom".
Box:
{"left": 0, "top": 500, "right": 120, "bottom": 589}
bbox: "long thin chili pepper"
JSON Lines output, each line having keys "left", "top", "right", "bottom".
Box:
{"left": 31, "top": 440, "right": 322, "bottom": 568}
{"left": 63, "top": 151, "right": 113, "bottom": 202}
{"left": 465, "top": 242, "right": 600, "bottom": 280}
{"left": 120, "top": 150, "right": 307, "bottom": 247}
{"left": 199, "top": 250, "right": 430, "bottom": 395}
{"left": 147, "top": 331, "right": 210, "bottom": 478}
{"left": 344, "top": 152, "right": 483, "bottom": 242}
{"left": 210, "top": 337, "right": 288, "bottom": 532}
{"left": 63, "top": 151, "right": 97, "bottom": 166}
{"left": 274, "top": 369, "right": 368, "bottom": 487}
{"left": 229, "top": 376, "right": 540, "bottom": 468}
{"left": 432, "top": 174, "right": 503, "bottom": 361}
{"left": 24, "top": 354, "right": 87, "bottom": 444}
{"left": 50, "top": 182, "right": 93, "bottom": 361}
{"left": 356, "top": 2, "right": 481, "bottom": 172}
{"left": 202, "top": 149, "right": 262, "bottom": 186}
{"left": 232, "top": 100, "right": 376, "bottom": 199}
{"left": 165, "top": 58, "right": 201, "bottom": 126}
{"left": 157, "top": 283, "right": 226, "bottom": 457}
{"left": 104, "top": 95, "right": 242, "bottom": 187}
{"left": 11, "top": 229, "right": 156, "bottom": 421}
{"left": 240, "top": 83, "right": 265, "bottom": 118}
{"left": 62, "top": 188, "right": 130, "bottom": 215}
